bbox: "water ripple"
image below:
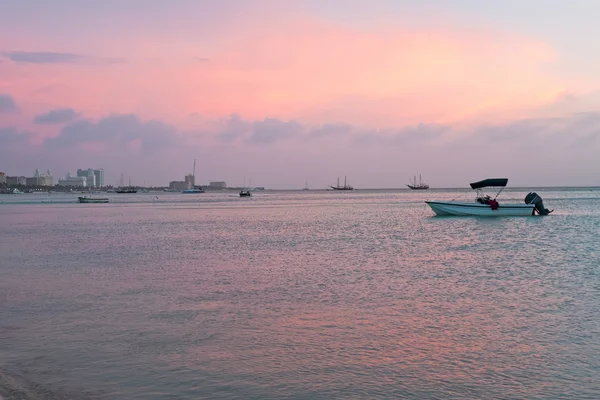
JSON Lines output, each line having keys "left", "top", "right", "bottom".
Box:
{"left": 1, "top": 189, "right": 600, "bottom": 399}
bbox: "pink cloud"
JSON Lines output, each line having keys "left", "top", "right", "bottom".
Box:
{"left": 1, "top": 8, "right": 570, "bottom": 133}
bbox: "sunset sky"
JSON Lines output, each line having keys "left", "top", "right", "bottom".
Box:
{"left": 1, "top": 0, "right": 600, "bottom": 188}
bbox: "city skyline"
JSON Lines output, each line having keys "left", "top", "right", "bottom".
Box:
{"left": 2, "top": 1, "right": 600, "bottom": 188}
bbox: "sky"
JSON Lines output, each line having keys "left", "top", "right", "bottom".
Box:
{"left": 1, "top": 0, "right": 600, "bottom": 188}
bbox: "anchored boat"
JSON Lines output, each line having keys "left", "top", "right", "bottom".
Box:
{"left": 78, "top": 196, "right": 109, "bottom": 203}
{"left": 239, "top": 176, "right": 252, "bottom": 197}
{"left": 425, "top": 178, "right": 553, "bottom": 217}
{"left": 407, "top": 174, "right": 429, "bottom": 190}
{"left": 330, "top": 176, "right": 353, "bottom": 190}
{"left": 115, "top": 188, "right": 137, "bottom": 194}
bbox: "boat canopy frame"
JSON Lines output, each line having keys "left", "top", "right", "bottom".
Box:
{"left": 470, "top": 178, "right": 508, "bottom": 200}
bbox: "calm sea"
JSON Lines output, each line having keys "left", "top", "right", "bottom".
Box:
{"left": 1, "top": 189, "right": 599, "bottom": 399}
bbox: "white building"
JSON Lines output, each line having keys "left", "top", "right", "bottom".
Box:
{"left": 94, "top": 169, "right": 104, "bottom": 187}
{"left": 58, "top": 172, "right": 87, "bottom": 187}
{"left": 77, "top": 168, "right": 96, "bottom": 187}
{"left": 209, "top": 181, "right": 227, "bottom": 189}
{"left": 169, "top": 181, "right": 188, "bottom": 190}
{"left": 31, "top": 168, "right": 54, "bottom": 186}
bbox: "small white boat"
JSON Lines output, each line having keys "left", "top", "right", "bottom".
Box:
{"left": 425, "top": 178, "right": 553, "bottom": 217}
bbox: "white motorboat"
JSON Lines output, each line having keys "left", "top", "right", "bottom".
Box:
{"left": 425, "top": 178, "right": 553, "bottom": 217}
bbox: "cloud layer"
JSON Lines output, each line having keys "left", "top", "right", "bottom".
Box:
{"left": 1, "top": 1, "right": 600, "bottom": 187}
{"left": 43, "top": 114, "right": 176, "bottom": 153}
{"left": 34, "top": 108, "right": 80, "bottom": 124}
{"left": 3, "top": 110, "right": 598, "bottom": 187}
{"left": 1, "top": 51, "right": 124, "bottom": 65}
{"left": 0, "top": 93, "right": 17, "bottom": 113}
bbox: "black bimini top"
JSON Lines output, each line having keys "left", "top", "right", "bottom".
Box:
{"left": 469, "top": 178, "right": 508, "bottom": 189}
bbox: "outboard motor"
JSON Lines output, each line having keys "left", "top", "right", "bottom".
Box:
{"left": 524, "top": 192, "right": 553, "bottom": 215}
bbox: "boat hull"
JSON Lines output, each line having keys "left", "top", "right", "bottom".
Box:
{"left": 182, "top": 189, "right": 204, "bottom": 193}
{"left": 426, "top": 201, "right": 534, "bottom": 217}
{"left": 330, "top": 186, "right": 354, "bottom": 190}
{"left": 78, "top": 197, "right": 109, "bottom": 203}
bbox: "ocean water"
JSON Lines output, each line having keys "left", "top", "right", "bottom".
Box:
{"left": 1, "top": 189, "right": 599, "bottom": 399}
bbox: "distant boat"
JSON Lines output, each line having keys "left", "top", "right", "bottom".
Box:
{"left": 330, "top": 176, "right": 353, "bottom": 190}
{"left": 239, "top": 176, "right": 252, "bottom": 197}
{"left": 183, "top": 188, "right": 204, "bottom": 193}
{"left": 115, "top": 188, "right": 137, "bottom": 193}
{"left": 303, "top": 181, "right": 309, "bottom": 190}
{"left": 78, "top": 196, "right": 109, "bottom": 203}
{"left": 407, "top": 175, "right": 429, "bottom": 190}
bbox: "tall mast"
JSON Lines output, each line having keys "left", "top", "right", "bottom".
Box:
{"left": 193, "top": 158, "right": 196, "bottom": 179}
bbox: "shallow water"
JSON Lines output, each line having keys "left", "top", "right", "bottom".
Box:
{"left": 1, "top": 189, "right": 600, "bottom": 399}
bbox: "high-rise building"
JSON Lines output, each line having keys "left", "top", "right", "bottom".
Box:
{"left": 0, "top": 172, "right": 6, "bottom": 185}
{"left": 7, "top": 176, "right": 27, "bottom": 186}
{"left": 94, "top": 169, "right": 104, "bottom": 187}
{"left": 59, "top": 172, "right": 87, "bottom": 187}
{"left": 77, "top": 168, "right": 97, "bottom": 187}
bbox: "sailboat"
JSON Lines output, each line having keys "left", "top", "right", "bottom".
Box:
{"left": 407, "top": 174, "right": 429, "bottom": 190}
{"left": 330, "top": 176, "right": 354, "bottom": 190}
{"left": 182, "top": 158, "right": 205, "bottom": 193}
{"left": 239, "top": 176, "right": 251, "bottom": 197}
{"left": 116, "top": 175, "right": 137, "bottom": 193}
{"left": 303, "top": 181, "right": 309, "bottom": 190}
